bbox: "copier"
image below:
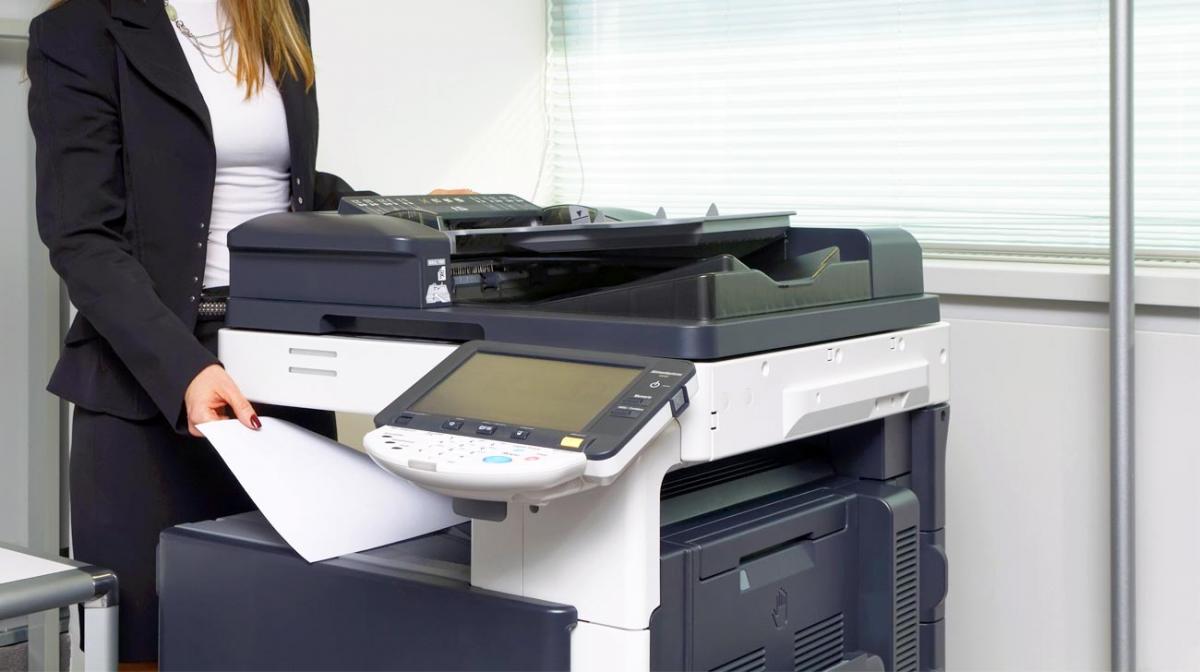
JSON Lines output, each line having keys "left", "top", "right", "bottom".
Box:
{"left": 156, "top": 194, "right": 950, "bottom": 672}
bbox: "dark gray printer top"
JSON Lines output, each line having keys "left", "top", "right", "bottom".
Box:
{"left": 225, "top": 197, "right": 939, "bottom": 360}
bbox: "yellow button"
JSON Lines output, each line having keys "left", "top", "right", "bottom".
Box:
{"left": 560, "top": 436, "right": 585, "bottom": 449}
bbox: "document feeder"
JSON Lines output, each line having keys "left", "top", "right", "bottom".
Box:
{"left": 225, "top": 196, "right": 936, "bottom": 359}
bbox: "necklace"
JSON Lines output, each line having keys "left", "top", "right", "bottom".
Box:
{"left": 164, "top": 0, "right": 234, "bottom": 75}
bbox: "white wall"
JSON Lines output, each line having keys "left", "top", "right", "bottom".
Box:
{"left": 933, "top": 274, "right": 1200, "bottom": 671}
{"left": 0, "top": 1, "right": 44, "bottom": 21}
{"left": 1, "top": 10, "right": 68, "bottom": 670}
{"left": 1, "top": 0, "right": 36, "bottom": 556}
{"left": 309, "top": 0, "right": 548, "bottom": 198}
{"left": 0, "top": 9, "right": 35, "bottom": 551}
{"left": 0, "top": 3, "right": 61, "bottom": 557}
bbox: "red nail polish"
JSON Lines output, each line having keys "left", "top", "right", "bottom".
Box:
{"left": 250, "top": 415, "right": 262, "bottom": 430}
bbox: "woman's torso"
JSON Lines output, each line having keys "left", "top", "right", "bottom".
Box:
{"left": 31, "top": 0, "right": 320, "bottom": 421}
{"left": 169, "top": 0, "right": 292, "bottom": 288}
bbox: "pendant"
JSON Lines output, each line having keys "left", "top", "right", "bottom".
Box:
{"left": 164, "top": 1, "right": 178, "bottom": 22}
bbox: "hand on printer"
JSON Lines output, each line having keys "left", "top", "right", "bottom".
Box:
{"left": 184, "top": 364, "right": 261, "bottom": 437}
{"left": 429, "top": 188, "right": 477, "bottom": 196}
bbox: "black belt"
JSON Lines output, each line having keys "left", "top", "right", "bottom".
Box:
{"left": 198, "top": 286, "right": 228, "bottom": 321}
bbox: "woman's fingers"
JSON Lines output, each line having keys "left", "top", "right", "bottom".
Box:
{"left": 188, "top": 402, "right": 225, "bottom": 438}
{"left": 183, "top": 364, "right": 261, "bottom": 435}
{"left": 219, "top": 379, "right": 260, "bottom": 431}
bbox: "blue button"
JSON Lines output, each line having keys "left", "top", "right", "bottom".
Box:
{"left": 483, "top": 456, "right": 512, "bottom": 464}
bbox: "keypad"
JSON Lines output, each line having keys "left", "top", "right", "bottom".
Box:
{"left": 374, "top": 426, "right": 564, "bottom": 468}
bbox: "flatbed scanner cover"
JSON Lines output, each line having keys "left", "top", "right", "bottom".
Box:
{"left": 226, "top": 197, "right": 938, "bottom": 359}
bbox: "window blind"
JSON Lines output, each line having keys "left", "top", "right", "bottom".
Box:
{"left": 545, "top": 0, "right": 1200, "bottom": 263}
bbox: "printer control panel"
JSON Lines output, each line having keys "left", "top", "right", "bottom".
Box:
{"left": 364, "top": 341, "right": 694, "bottom": 500}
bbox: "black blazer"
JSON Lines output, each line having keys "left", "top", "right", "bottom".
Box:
{"left": 27, "top": 0, "right": 352, "bottom": 429}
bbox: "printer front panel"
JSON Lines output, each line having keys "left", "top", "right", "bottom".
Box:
{"left": 471, "top": 422, "right": 682, "bottom": 635}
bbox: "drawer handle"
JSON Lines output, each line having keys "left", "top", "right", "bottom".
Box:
{"left": 288, "top": 347, "right": 337, "bottom": 358}
{"left": 288, "top": 366, "right": 337, "bottom": 378}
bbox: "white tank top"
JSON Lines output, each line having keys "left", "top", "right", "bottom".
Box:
{"left": 170, "top": 0, "right": 292, "bottom": 288}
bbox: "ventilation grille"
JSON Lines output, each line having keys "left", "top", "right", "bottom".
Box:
{"left": 793, "top": 612, "right": 845, "bottom": 671}
{"left": 894, "top": 525, "right": 920, "bottom": 672}
{"left": 710, "top": 647, "right": 766, "bottom": 672}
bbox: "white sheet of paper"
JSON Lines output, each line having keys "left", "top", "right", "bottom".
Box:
{"left": 199, "top": 417, "right": 465, "bottom": 563}
{"left": 0, "top": 548, "right": 76, "bottom": 585}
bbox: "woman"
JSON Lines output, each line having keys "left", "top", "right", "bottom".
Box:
{"left": 27, "top": 0, "right": 348, "bottom": 662}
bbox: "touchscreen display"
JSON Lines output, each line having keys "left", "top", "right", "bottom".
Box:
{"left": 411, "top": 353, "right": 640, "bottom": 432}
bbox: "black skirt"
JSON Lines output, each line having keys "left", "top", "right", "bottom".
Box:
{"left": 70, "top": 321, "right": 336, "bottom": 662}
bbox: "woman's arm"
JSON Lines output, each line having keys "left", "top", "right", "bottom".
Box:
{"left": 27, "top": 16, "right": 240, "bottom": 432}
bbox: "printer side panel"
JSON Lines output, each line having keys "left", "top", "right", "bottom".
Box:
{"left": 907, "top": 404, "right": 950, "bottom": 672}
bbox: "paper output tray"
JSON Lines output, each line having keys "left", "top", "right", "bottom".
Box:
{"left": 537, "top": 248, "right": 871, "bottom": 321}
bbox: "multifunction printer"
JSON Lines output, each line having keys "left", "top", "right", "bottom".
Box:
{"left": 157, "top": 195, "right": 950, "bottom": 672}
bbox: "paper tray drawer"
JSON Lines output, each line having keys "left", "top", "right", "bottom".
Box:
{"left": 218, "top": 329, "right": 455, "bottom": 416}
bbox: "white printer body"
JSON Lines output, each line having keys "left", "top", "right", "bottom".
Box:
{"left": 220, "top": 322, "right": 948, "bottom": 671}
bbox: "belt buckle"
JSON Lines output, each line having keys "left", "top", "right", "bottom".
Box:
{"left": 197, "top": 296, "right": 227, "bottom": 321}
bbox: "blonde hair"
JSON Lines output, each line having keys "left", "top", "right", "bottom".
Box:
{"left": 220, "top": 0, "right": 315, "bottom": 96}
{"left": 49, "top": 0, "right": 315, "bottom": 97}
